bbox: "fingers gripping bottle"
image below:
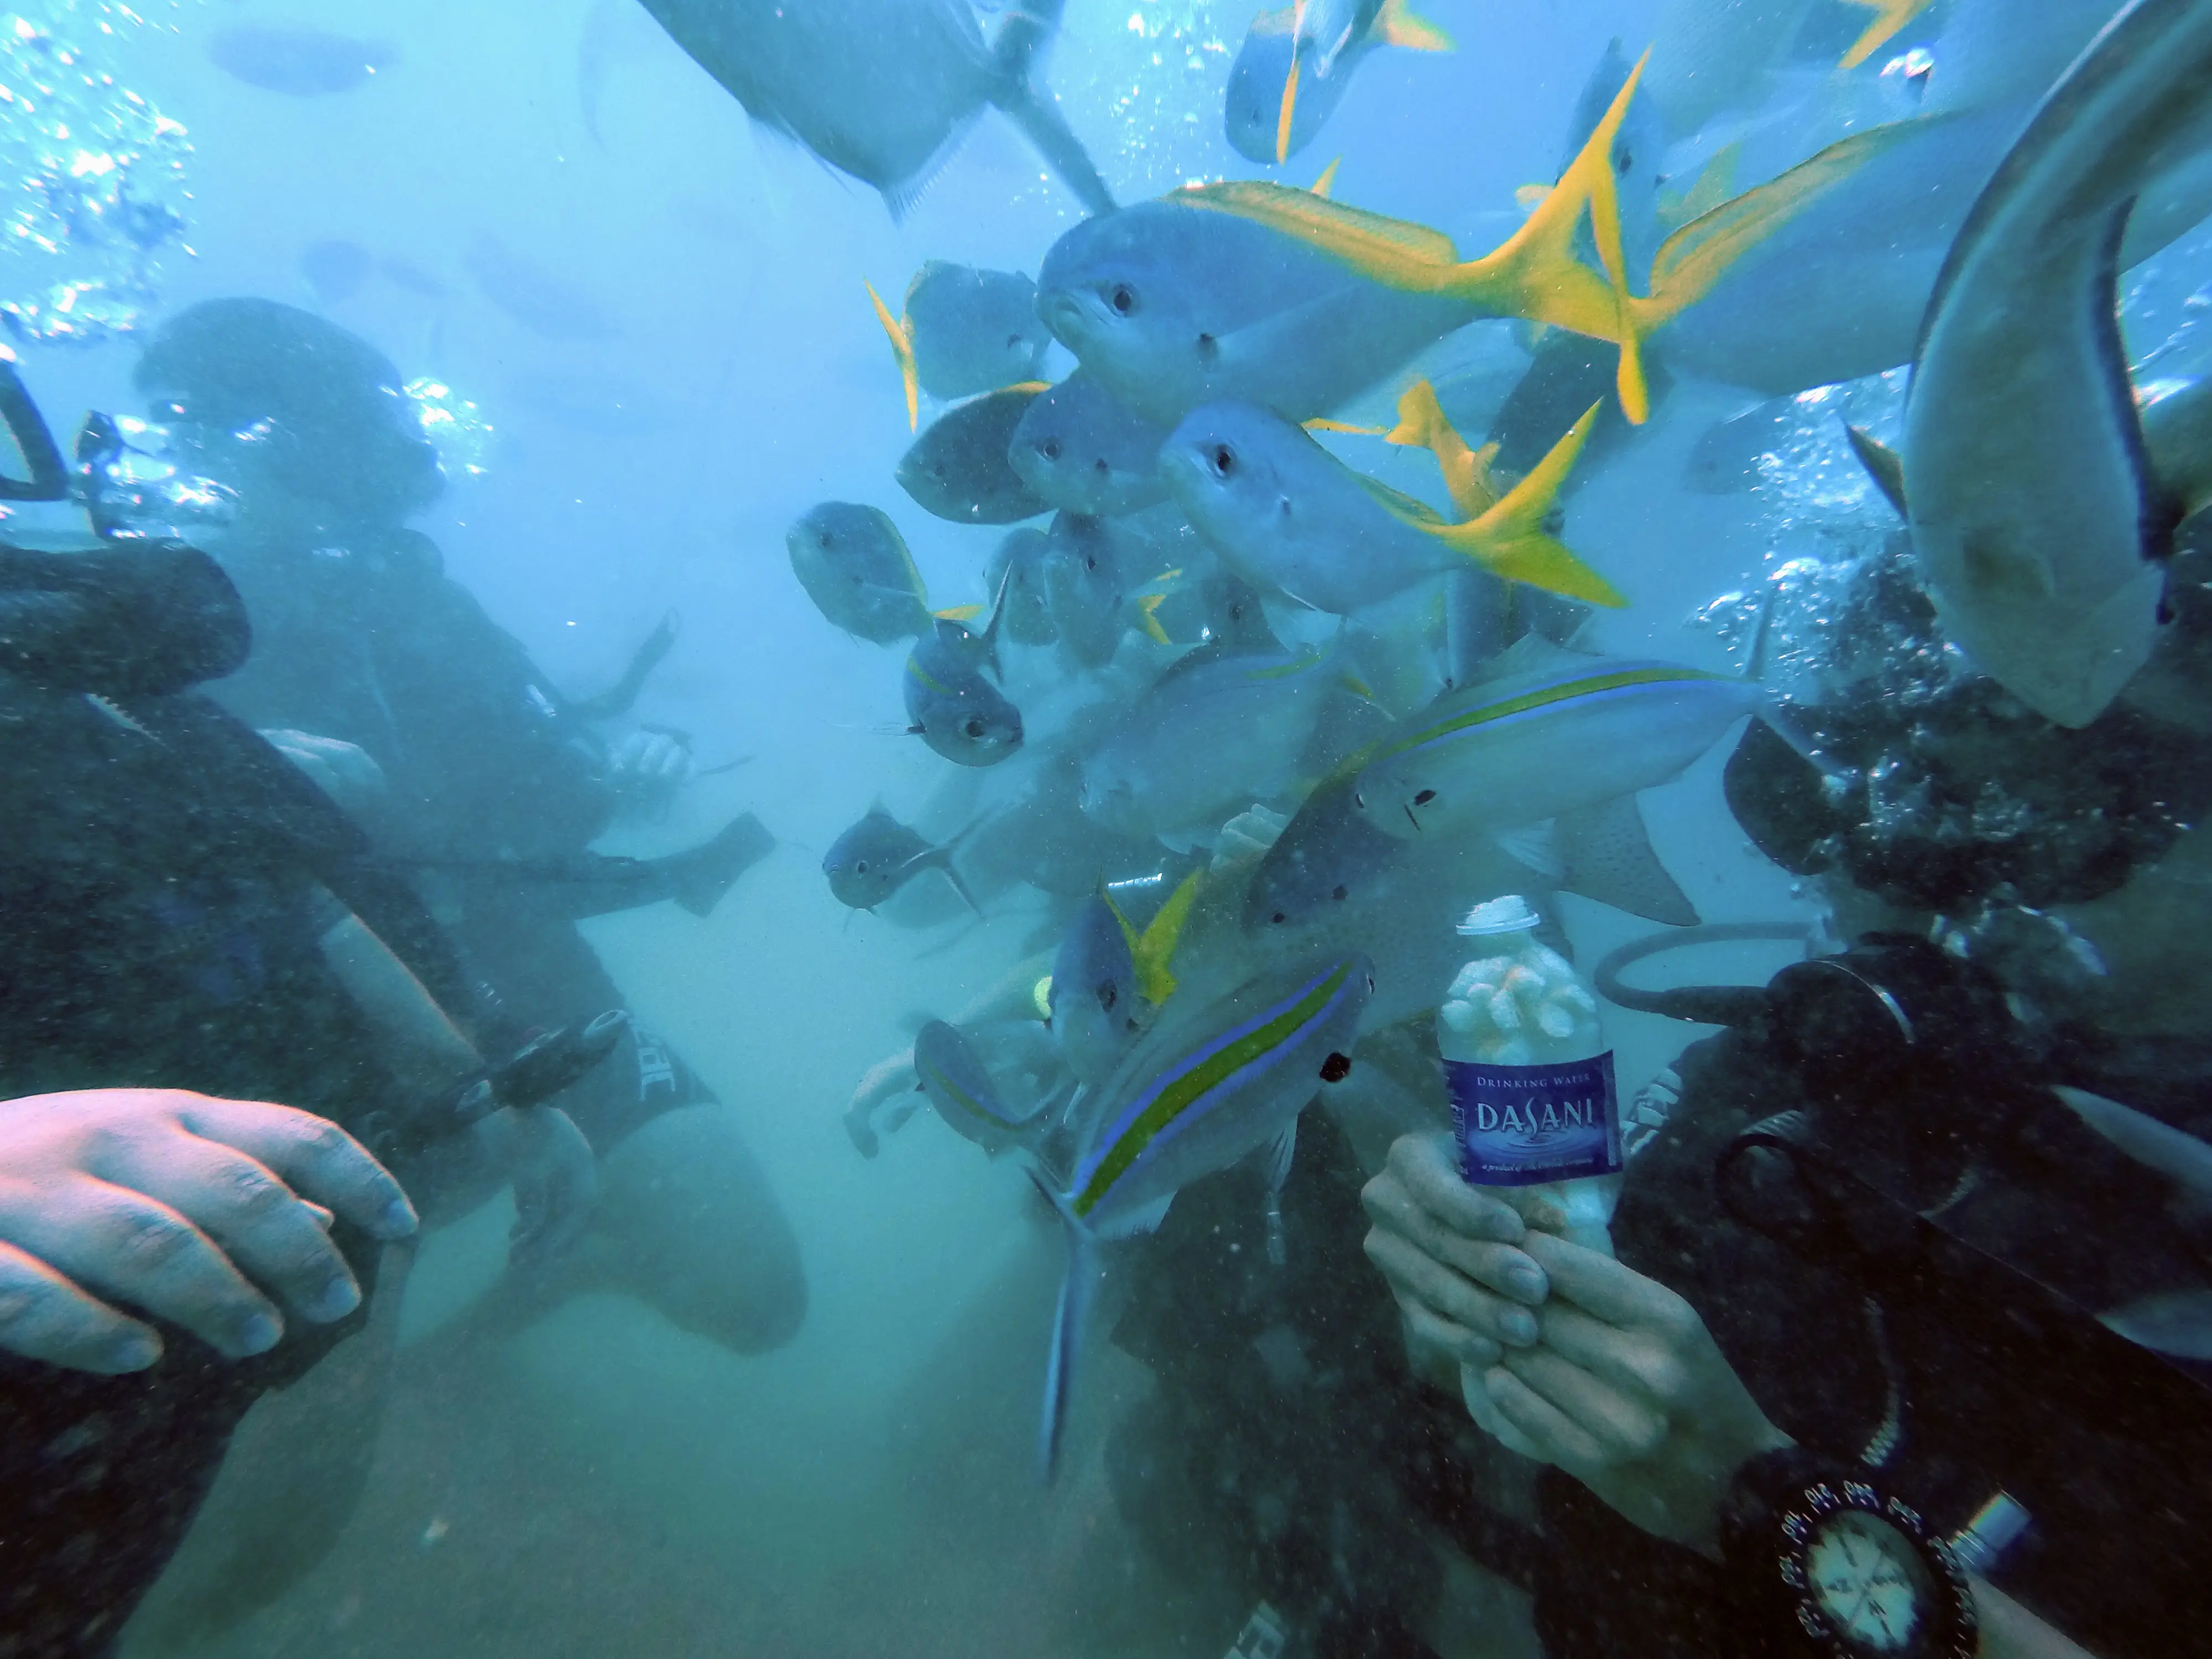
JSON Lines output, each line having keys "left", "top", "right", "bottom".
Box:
{"left": 1438, "top": 894, "right": 1623, "bottom": 1455}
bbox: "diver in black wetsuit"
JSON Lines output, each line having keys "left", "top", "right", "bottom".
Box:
{"left": 110, "top": 298, "right": 806, "bottom": 1370}
{"left": 0, "top": 534, "right": 587, "bottom": 1656}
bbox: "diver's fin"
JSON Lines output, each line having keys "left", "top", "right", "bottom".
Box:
{"left": 991, "top": 2, "right": 1117, "bottom": 216}
{"left": 1133, "top": 869, "right": 1202, "bottom": 1005}
{"left": 663, "top": 811, "right": 776, "bottom": 919}
{"left": 1374, "top": 0, "right": 1453, "bottom": 53}
{"left": 1311, "top": 156, "right": 1341, "bottom": 198}
{"left": 1845, "top": 424, "right": 1910, "bottom": 518}
{"left": 1839, "top": 0, "right": 1933, "bottom": 72}
{"left": 1426, "top": 403, "right": 1626, "bottom": 608}
{"left": 1557, "top": 796, "right": 1698, "bottom": 926}
{"left": 866, "top": 281, "right": 920, "bottom": 432}
{"left": 569, "top": 611, "right": 679, "bottom": 721}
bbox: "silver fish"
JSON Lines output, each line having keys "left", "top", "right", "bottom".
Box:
{"left": 1903, "top": 0, "right": 2212, "bottom": 728}
{"left": 914, "top": 1019, "right": 1054, "bottom": 1156}
{"left": 634, "top": 0, "right": 1114, "bottom": 219}
{"left": 1223, "top": 0, "right": 1451, "bottom": 165}
{"left": 1048, "top": 895, "right": 1140, "bottom": 1085}
{"left": 904, "top": 618, "right": 1024, "bottom": 766}
{"left": 904, "top": 263, "right": 1052, "bottom": 400}
{"left": 1042, "top": 513, "right": 1140, "bottom": 670}
{"left": 898, "top": 385, "right": 1051, "bottom": 525}
{"left": 822, "top": 807, "right": 977, "bottom": 911}
{"left": 1008, "top": 372, "right": 1172, "bottom": 518}
{"left": 987, "top": 527, "right": 1058, "bottom": 647}
{"left": 786, "top": 502, "right": 933, "bottom": 645}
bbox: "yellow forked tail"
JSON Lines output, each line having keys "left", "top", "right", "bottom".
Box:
{"left": 1385, "top": 378, "right": 1499, "bottom": 518}
{"left": 1134, "top": 870, "right": 1201, "bottom": 1005}
{"left": 865, "top": 281, "right": 919, "bottom": 432}
{"left": 1416, "top": 402, "right": 1623, "bottom": 607}
{"left": 1839, "top": 0, "right": 1933, "bottom": 71}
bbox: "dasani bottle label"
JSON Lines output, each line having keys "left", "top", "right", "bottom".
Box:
{"left": 1448, "top": 1052, "right": 1621, "bottom": 1186}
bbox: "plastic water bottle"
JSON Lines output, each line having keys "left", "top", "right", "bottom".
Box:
{"left": 1437, "top": 894, "right": 1623, "bottom": 1455}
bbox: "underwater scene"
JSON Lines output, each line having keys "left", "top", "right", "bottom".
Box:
{"left": 2, "top": 0, "right": 2210, "bottom": 1655}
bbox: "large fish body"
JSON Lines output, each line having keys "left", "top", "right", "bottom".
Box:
{"left": 1079, "top": 641, "right": 1373, "bottom": 847}
{"left": 1008, "top": 373, "right": 1173, "bottom": 517}
{"left": 1042, "top": 513, "right": 1139, "bottom": 669}
{"left": 1048, "top": 896, "right": 1140, "bottom": 1084}
{"left": 904, "top": 620, "right": 1025, "bottom": 765}
{"left": 823, "top": 807, "right": 976, "bottom": 910}
{"left": 987, "top": 528, "right": 1058, "bottom": 646}
{"left": 1352, "top": 650, "right": 1764, "bottom": 841}
{"left": 904, "top": 262, "right": 1052, "bottom": 400}
{"left": 207, "top": 25, "right": 398, "bottom": 96}
{"left": 898, "top": 385, "right": 1052, "bottom": 524}
{"left": 1036, "top": 197, "right": 1480, "bottom": 426}
{"left": 1903, "top": 0, "right": 2212, "bottom": 730}
{"left": 786, "top": 502, "right": 932, "bottom": 644}
{"left": 635, "top": 0, "right": 1114, "bottom": 218}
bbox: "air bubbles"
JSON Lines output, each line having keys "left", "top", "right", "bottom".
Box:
{"left": 406, "top": 377, "right": 493, "bottom": 479}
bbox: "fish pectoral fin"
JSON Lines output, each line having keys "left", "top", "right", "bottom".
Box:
{"left": 1434, "top": 403, "right": 1626, "bottom": 607}
{"left": 1556, "top": 796, "right": 1699, "bottom": 926}
{"left": 865, "top": 281, "right": 920, "bottom": 432}
{"left": 1374, "top": 0, "right": 1453, "bottom": 54}
{"left": 1845, "top": 424, "right": 1909, "bottom": 518}
{"left": 1261, "top": 1119, "right": 1300, "bottom": 1194}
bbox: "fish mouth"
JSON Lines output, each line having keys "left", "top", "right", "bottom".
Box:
{"left": 1037, "top": 290, "right": 1097, "bottom": 352}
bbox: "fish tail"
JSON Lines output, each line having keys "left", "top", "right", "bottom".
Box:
{"left": 1388, "top": 380, "right": 1499, "bottom": 518}
{"left": 1034, "top": 1181, "right": 1094, "bottom": 1483}
{"left": 1459, "top": 49, "right": 1651, "bottom": 420}
{"left": 992, "top": 1, "right": 1117, "bottom": 216}
{"left": 1374, "top": 0, "right": 1453, "bottom": 53}
{"left": 866, "top": 282, "right": 920, "bottom": 433}
{"left": 936, "top": 822, "right": 987, "bottom": 916}
{"left": 1437, "top": 402, "right": 1626, "bottom": 608}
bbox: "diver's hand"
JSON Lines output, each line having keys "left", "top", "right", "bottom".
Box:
{"left": 1478, "top": 1230, "right": 1792, "bottom": 1556}
{"left": 1361, "top": 1133, "right": 1562, "bottom": 1390}
{"left": 605, "top": 729, "right": 695, "bottom": 805}
{"left": 844, "top": 1049, "right": 919, "bottom": 1158}
{"left": 260, "top": 729, "right": 388, "bottom": 818}
{"left": 1209, "top": 802, "right": 1290, "bottom": 876}
{"left": 498, "top": 1107, "right": 597, "bottom": 1267}
{"left": 0, "top": 1089, "right": 416, "bottom": 1373}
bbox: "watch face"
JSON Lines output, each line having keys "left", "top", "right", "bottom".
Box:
{"left": 1806, "top": 1509, "right": 1934, "bottom": 1653}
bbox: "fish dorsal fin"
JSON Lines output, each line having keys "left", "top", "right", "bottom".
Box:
{"left": 1845, "top": 423, "right": 1909, "bottom": 518}
{"left": 1645, "top": 117, "right": 1932, "bottom": 331}
{"left": 1134, "top": 869, "right": 1202, "bottom": 1005}
{"left": 1310, "top": 156, "right": 1342, "bottom": 198}
{"left": 867, "top": 280, "right": 920, "bottom": 432}
{"left": 1177, "top": 181, "right": 1462, "bottom": 283}
{"left": 1838, "top": 0, "right": 1933, "bottom": 72}
{"left": 1557, "top": 796, "right": 1698, "bottom": 926}
{"left": 1374, "top": 0, "right": 1452, "bottom": 54}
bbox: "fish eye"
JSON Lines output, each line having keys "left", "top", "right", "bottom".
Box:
{"left": 1319, "top": 1051, "right": 1352, "bottom": 1083}
{"left": 1039, "top": 437, "right": 1061, "bottom": 460}
{"left": 964, "top": 717, "right": 987, "bottom": 738}
{"left": 854, "top": 859, "right": 869, "bottom": 873}
{"left": 1413, "top": 789, "right": 1436, "bottom": 806}
{"left": 1092, "top": 458, "right": 1109, "bottom": 474}
{"left": 1108, "top": 283, "right": 1138, "bottom": 316}
{"left": 1208, "top": 443, "right": 1236, "bottom": 479}
{"left": 1353, "top": 790, "right": 1365, "bottom": 808}
{"left": 1270, "top": 910, "right": 1287, "bottom": 925}
{"left": 1615, "top": 144, "right": 1634, "bottom": 174}
{"left": 1084, "top": 553, "right": 1098, "bottom": 571}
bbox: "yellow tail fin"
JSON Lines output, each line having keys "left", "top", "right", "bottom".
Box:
{"left": 1385, "top": 378, "right": 1498, "bottom": 518}
{"left": 1374, "top": 0, "right": 1453, "bottom": 53}
{"left": 934, "top": 602, "right": 984, "bottom": 623}
{"left": 866, "top": 281, "right": 919, "bottom": 432}
{"left": 1134, "top": 870, "right": 1202, "bottom": 1005}
{"left": 1422, "top": 403, "right": 1624, "bottom": 607}
{"left": 1839, "top": 0, "right": 1931, "bottom": 71}
{"left": 1137, "top": 591, "right": 1172, "bottom": 645}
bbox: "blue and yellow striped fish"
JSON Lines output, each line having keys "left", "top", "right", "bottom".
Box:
{"left": 1036, "top": 953, "right": 1373, "bottom": 1477}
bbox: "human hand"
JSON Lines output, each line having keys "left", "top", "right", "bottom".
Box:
{"left": 260, "top": 729, "right": 388, "bottom": 818}
{"left": 1361, "top": 1133, "right": 1563, "bottom": 1391}
{"left": 498, "top": 1107, "right": 598, "bottom": 1267}
{"left": 0, "top": 1089, "right": 417, "bottom": 1373}
{"left": 1209, "top": 803, "right": 1289, "bottom": 876}
{"left": 605, "top": 729, "right": 695, "bottom": 804}
{"left": 1477, "top": 1230, "right": 1793, "bottom": 1555}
